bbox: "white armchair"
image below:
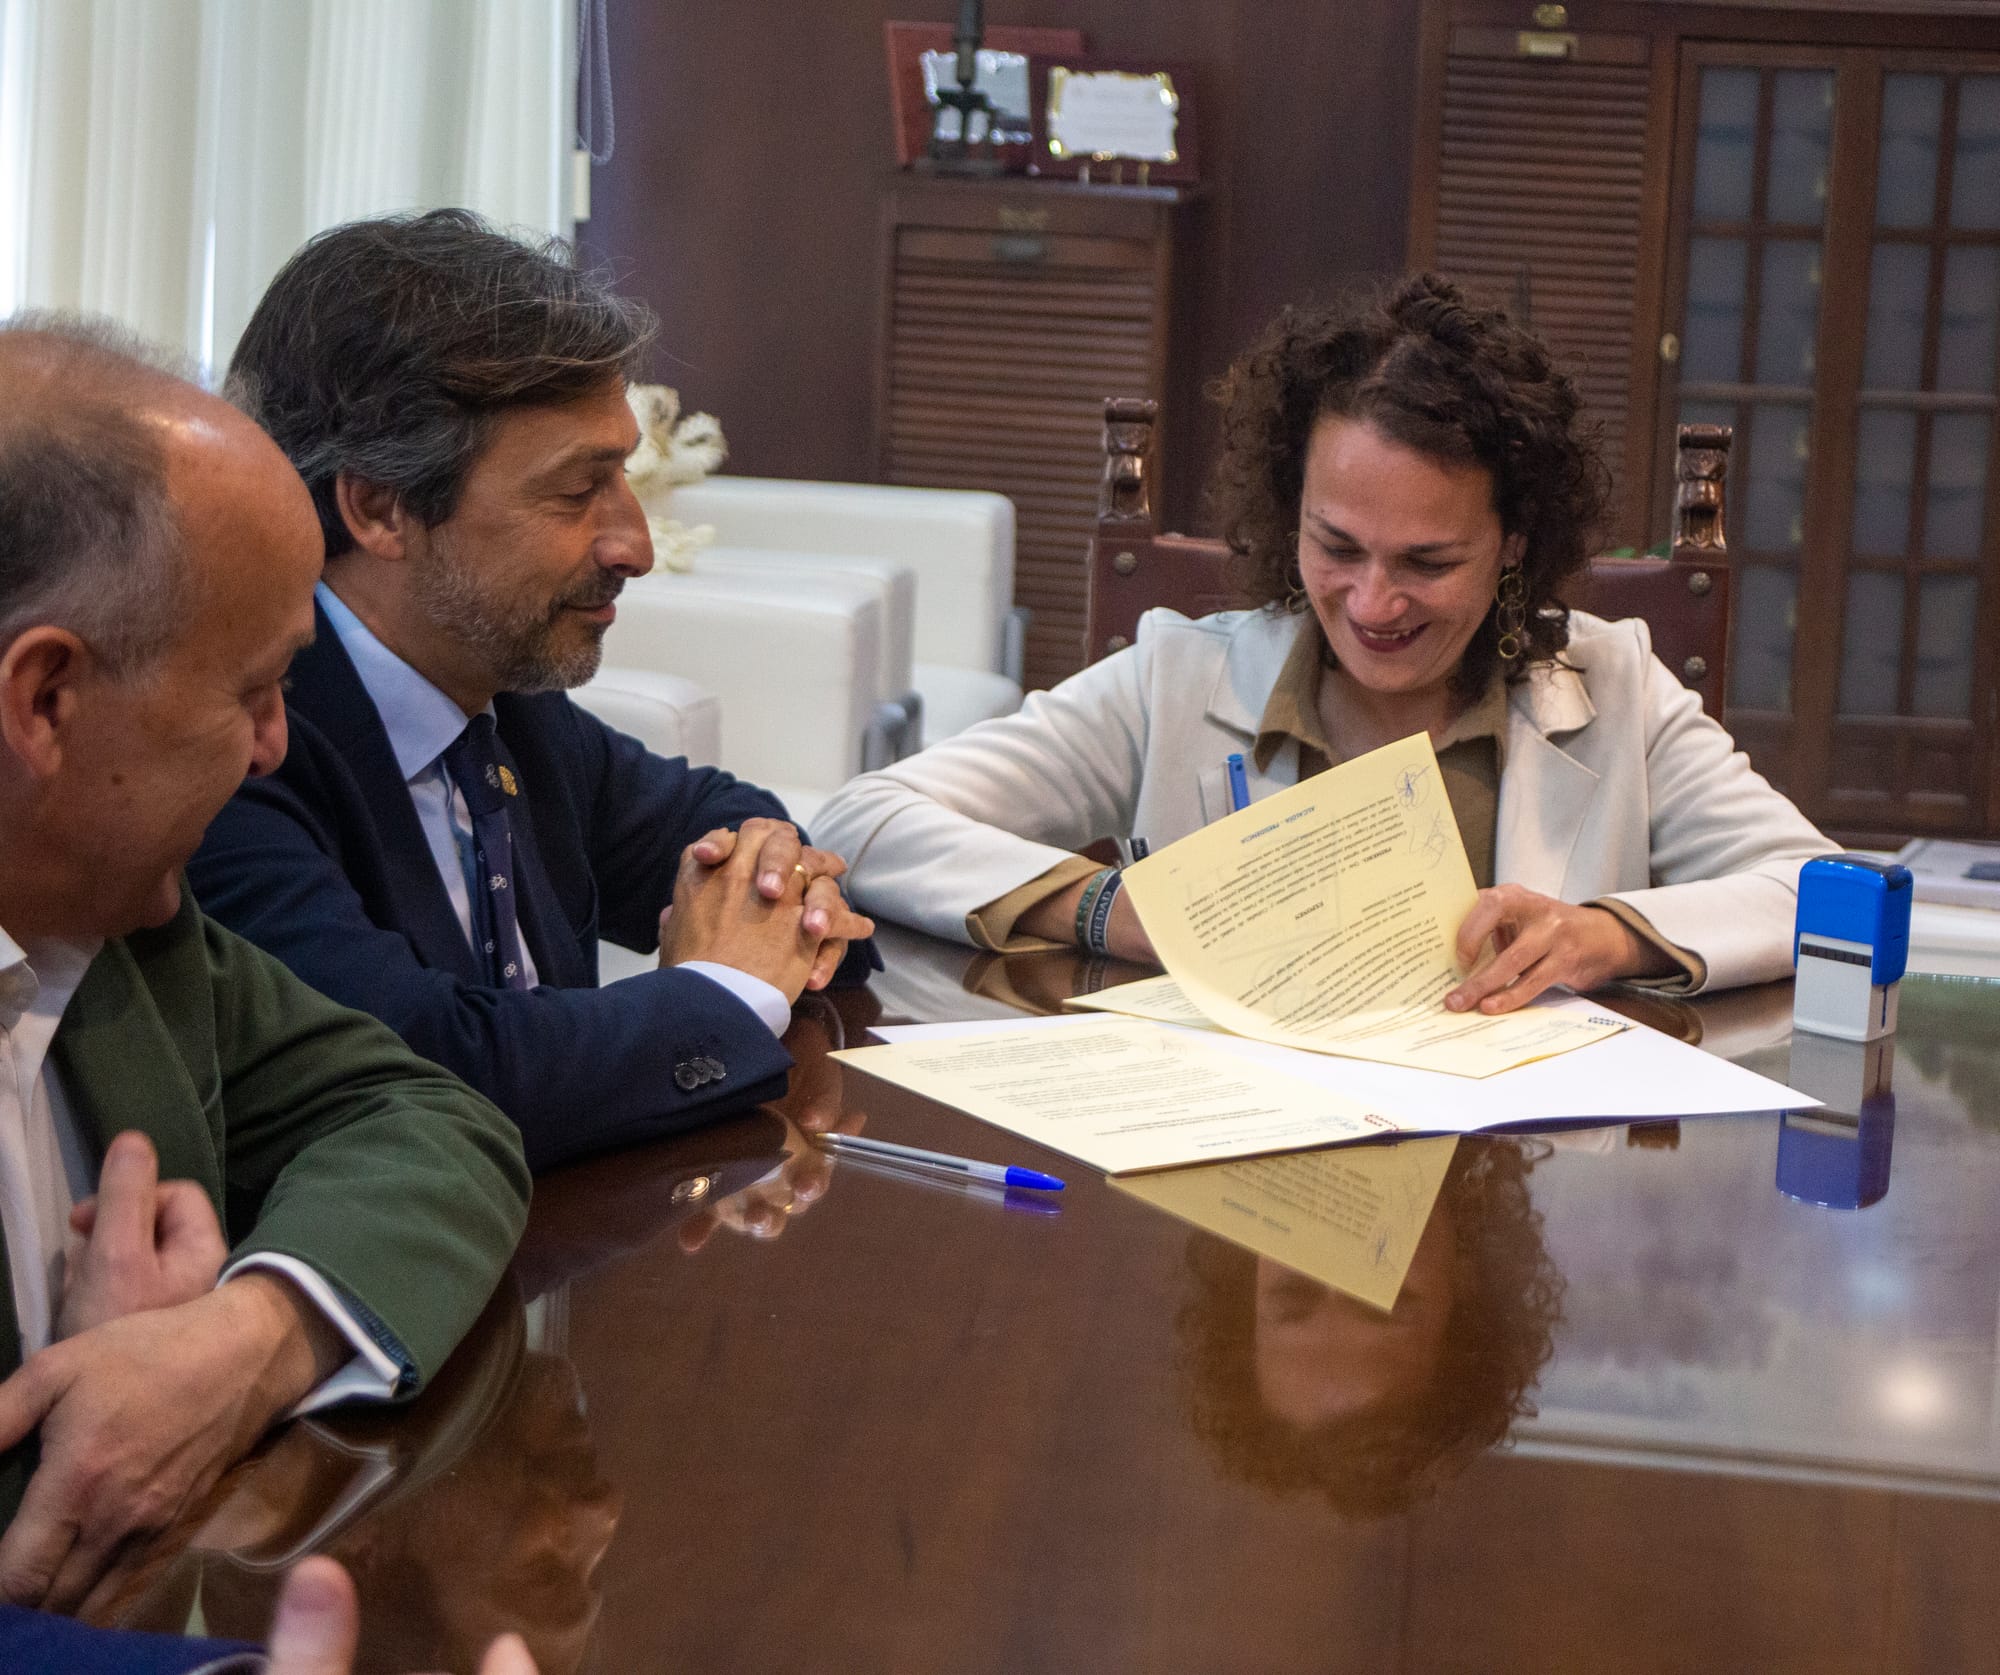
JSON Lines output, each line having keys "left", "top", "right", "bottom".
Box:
{"left": 630, "top": 544, "right": 922, "bottom": 765}
{"left": 599, "top": 571, "right": 892, "bottom": 826}
{"left": 669, "top": 475, "right": 1024, "bottom": 747}
{"left": 573, "top": 668, "right": 721, "bottom": 766}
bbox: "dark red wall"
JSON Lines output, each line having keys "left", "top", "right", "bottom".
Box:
{"left": 585, "top": 1, "right": 1421, "bottom": 506}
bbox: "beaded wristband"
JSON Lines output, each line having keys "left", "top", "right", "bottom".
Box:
{"left": 1085, "top": 868, "right": 1125, "bottom": 955}
{"left": 1073, "top": 867, "right": 1118, "bottom": 950}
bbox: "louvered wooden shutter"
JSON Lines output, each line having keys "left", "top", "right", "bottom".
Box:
{"left": 879, "top": 185, "right": 1178, "bottom": 691}
{"left": 1412, "top": 26, "right": 1659, "bottom": 542}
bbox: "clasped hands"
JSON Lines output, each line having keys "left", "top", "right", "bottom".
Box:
{"left": 660, "top": 817, "right": 873, "bottom": 1000}
{"left": 0, "top": 1133, "right": 339, "bottom": 1613}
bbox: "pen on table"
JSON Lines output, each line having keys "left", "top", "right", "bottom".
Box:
{"left": 828, "top": 1149, "right": 1062, "bottom": 1216}
{"left": 816, "top": 1132, "right": 1066, "bottom": 1192}
{"left": 1225, "top": 752, "right": 1251, "bottom": 813}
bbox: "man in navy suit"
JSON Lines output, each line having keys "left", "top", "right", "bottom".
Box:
{"left": 190, "top": 211, "right": 875, "bottom": 1173}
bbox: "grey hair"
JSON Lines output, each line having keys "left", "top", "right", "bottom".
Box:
{"left": 226, "top": 208, "right": 657, "bottom": 558}
{"left": 0, "top": 312, "right": 196, "bottom": 675}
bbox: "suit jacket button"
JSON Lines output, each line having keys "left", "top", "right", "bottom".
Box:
{"left": 702, "top": 1055, "right": 726, "bottom": 1080}
{"left": 673, "top": 1063, "right": 701, "bottom": 1092}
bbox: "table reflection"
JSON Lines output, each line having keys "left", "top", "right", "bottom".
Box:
{"left": 118, "top": 1279, "right": 616, "bottom": 1675}
{"left": 95, "top": 930, "right": 2000, "bottom": 1671}
{"left": 1177, "top": 1136, "right": 1561, "bottom": 1518}
{"left": 1779, "top": 1033, "right": 1897, "bottom": 1208}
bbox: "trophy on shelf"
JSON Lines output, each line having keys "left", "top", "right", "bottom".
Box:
{"left": 924, "top": 0, "right": 1004, "bottom": 174}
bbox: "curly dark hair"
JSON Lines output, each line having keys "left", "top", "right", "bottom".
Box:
{"left": 1175, "top": 1136, "right": 1563, "bottom": 1520}
{"left": 1208, "top": 272, "right": 1612, "bottom": 702}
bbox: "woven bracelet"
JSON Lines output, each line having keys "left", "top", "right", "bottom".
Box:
{"left": 1073, "top": 867, "right": 1117, "bottom": 950}
{"left": 1085, "top": 868, "right": 1126, "bottom": 955}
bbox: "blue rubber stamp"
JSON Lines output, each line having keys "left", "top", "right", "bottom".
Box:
{"left": 1792, "top": 854, "right": 1913, "bottom": 1042}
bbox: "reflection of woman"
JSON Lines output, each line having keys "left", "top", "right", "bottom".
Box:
{"left": 1177, "top": 1138, "right": 1560, "bottom": 1517}
{"left": 815, "top": 275, "right": 1832, "bottom": 1010}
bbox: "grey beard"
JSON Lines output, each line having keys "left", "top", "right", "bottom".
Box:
{"left": 412, "top": 546, "right": 614, "bottom": 694}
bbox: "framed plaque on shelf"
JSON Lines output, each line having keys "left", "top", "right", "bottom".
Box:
{"left": 884, "top": 22, "right": 1086, "bottom": 169}
{"left": 1030, "top": 56, "right": 1200, "bottom": 183}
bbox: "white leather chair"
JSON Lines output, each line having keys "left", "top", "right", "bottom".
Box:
{"left": 628, "top": 545, "right": 922, "bottom": 764}
{"left": 573, "top": 667, "right": 722, "bottom": 766}
{"left": 670, "top": 475, "right": 1024, "bottom": 747}
{"left": 599, "top": 572, "right": 888, "bottom": 825}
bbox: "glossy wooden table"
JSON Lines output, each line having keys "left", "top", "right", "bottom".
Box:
{"left": 118, "top": 925, "right": 2000, "bottom": 1673}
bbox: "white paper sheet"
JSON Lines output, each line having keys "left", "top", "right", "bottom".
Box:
{"left": 834, "top": 1016, "right": 1401, "bottom": 1175}
{"left": 868, "top": 992, "right": 1816, "bottom": 1137}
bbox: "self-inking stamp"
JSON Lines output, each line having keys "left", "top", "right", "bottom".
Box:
{"left": 1792, "top": 855, "right": 1913, "bottom": 1042}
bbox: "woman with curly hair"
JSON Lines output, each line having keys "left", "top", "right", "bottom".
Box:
{"left": 815, "top": 273, "right": 1832, "bottom": 1007}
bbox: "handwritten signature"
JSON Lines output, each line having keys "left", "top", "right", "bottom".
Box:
{"left": 1407, "top": 808, "right": 1449, "bottom": 870}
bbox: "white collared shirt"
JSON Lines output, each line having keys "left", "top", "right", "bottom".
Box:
{"left": 316, "top": 583, "right": 788, "bottom": 1034}
{"left": 0, "top": 926, "right": 103, "bottom": 1353}
{"left": 0, "top": 926, "right": 401, "bottom": 1412}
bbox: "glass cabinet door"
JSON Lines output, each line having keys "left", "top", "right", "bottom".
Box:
{"left": 1819, "top": 69, "right": 2000, "bottom": 834}
{"left": 1666, "top": 50, "right": 2000, "bottom": 838}
{"left": 1673, "top": 58, "right": 1834, "bottom": 794}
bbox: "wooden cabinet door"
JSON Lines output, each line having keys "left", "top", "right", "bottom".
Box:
{"left": 1411, "top": 3, "right": 2000, "bottom": 839}
{"left": 1663, "top": 51, "right": 2000, "bottom": 841}
{"left": 877, "top": 180, "right": 1182, "bottom": 691}
{"left": 1409, "top": 17, "right": 1677, "bottom": 548}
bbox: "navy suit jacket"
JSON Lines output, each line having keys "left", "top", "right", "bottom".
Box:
{"left": 0, "top": 1606, "right": 256, "bottom": 1671}
{"left": 190, "top": 603, "right": 865, "bottom": 1171}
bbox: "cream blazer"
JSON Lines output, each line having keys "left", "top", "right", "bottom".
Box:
{"left": 813, "top": 607, "right": 1836, "bottom": 992}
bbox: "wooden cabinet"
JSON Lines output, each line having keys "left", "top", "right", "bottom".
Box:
{"left": 875, "top": 178, "right": 1189, "bottom": 691}
{"left": 1411, "top": 18, "right": 1674, "bottom": 545}
{"left": 1411, "top": 2, "right": 2000, "bottom": 842}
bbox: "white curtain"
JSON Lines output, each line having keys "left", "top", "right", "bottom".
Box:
{"left": 0, "top": 0, "right": 571, "bottom": 373}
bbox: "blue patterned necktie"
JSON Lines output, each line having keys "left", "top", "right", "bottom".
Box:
{"left": 440, "top": 714, "right": 530, "bottom": 991}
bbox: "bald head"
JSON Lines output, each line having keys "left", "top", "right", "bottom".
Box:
{"left": 0, "top": 314, "right": 247, "bottom": 675}
{"left": 0, "top": 316, "right": 324, "bottom": 939}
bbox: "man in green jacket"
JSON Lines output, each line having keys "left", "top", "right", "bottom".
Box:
{"left": 0, "top": 317, "right": 531, "bottom": 1612}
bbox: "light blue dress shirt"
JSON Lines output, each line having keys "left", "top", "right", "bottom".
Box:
{"left": 316, "top": 585, "right": 788, "bottom": 1036}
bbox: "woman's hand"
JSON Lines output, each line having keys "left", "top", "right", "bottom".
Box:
{"left": 1447, "top": 885, "right": 1673, "bottom": 1015}
{"left": 1017, "top": 872, "right": 1157, "bottom": 964}
{"left": 1103, "top": 888, "right": 1155, "bottom": 965}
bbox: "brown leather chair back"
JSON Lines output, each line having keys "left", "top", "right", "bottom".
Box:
{"left": 1083, "top": 402, "right": 1735, "bottom": 716}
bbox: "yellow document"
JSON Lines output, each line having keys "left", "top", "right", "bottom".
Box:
{"left": 1113, "top": 1135, "right": 1457, "bottom": 1311}
{"left": 832, "top": 1015, "right": 1407, "bottom": 1175}
{"left": 1067, "top": 972, "right": 1220, "bottom": 1028}
{"left": 1116, "top": 734, "right": 1620, "bottom": 1077}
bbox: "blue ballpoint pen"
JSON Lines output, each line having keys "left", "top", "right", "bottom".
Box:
{"left": 818, "top": 1132, "right": 1065, "bottom": 1192}
{"left": 826, "top": 1150, "right": 1062, "bottom": 1216}
{"left": 1225, "top": 752, "right": 1251, "bottom": 812}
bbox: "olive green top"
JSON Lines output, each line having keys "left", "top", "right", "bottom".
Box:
{"left": 0, "top": 884, "right": 530, "bottom": 1529}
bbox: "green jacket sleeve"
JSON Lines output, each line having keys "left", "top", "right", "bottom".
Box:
{"left": 198, "top": 909, "right": 531, "bottom": 1391}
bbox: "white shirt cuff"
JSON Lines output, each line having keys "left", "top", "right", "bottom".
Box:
{"left": 676, "top": 961, "right": 792, "bottom": 1037}
{"left": 221, "top": 1252, "right": 406, "bottom": 1417}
